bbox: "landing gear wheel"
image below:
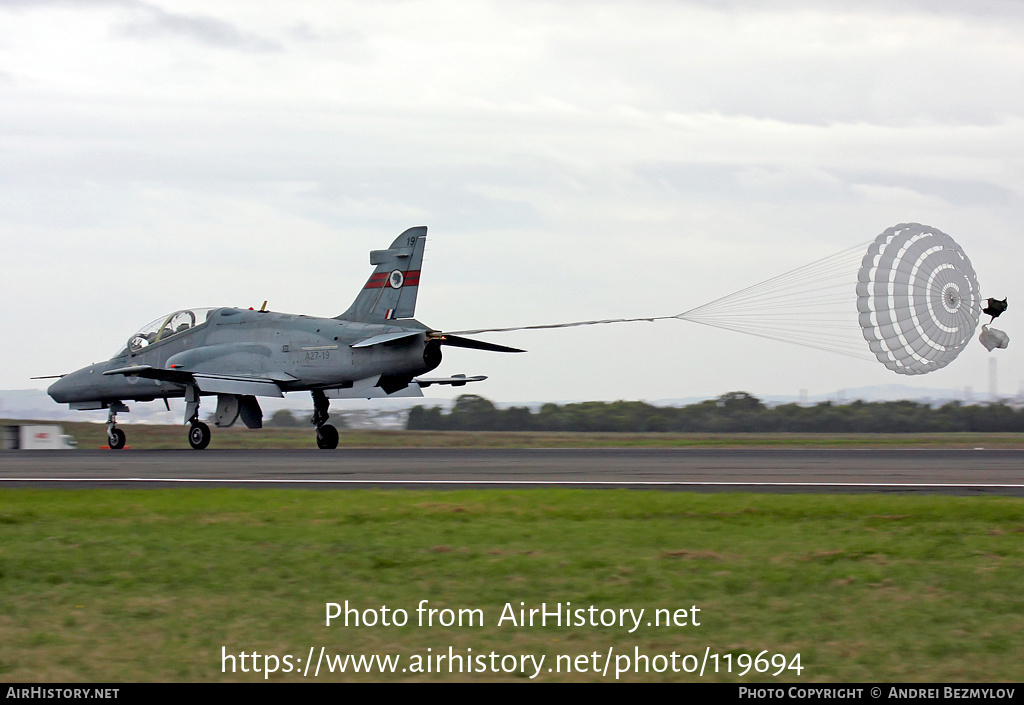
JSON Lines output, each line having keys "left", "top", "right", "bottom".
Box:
{"left": 108, "top": 428, "right": 126, "bottom": 450}
{"left": 316, "top": 424, "right": 339, "bottom": 450}
{"left": 188, "top": 422, "right": 211, "bottom": 450}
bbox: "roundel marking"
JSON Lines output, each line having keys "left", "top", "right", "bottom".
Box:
{"left": 388, "top": 270, "right": 405, "bottom": 289}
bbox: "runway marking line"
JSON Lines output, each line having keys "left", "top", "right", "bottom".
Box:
{"left": 3, "top": 478, "right": 1024, "bottom": 488}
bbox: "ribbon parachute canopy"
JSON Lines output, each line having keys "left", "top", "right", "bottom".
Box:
{"left": 857, "top": 223, "right": 982, "bottom": 375}
{"left": 446, "top": 222, "right": 990, "bottom": 377}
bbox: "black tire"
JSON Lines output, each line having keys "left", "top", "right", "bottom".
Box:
{"left": 108, "top": 428, "right": 126, "bottom": 450}
{"left": 316, "top": 424, "right": 339, "bottom": 450}
{"left": 188, "top": 422, "right": 211, "bottom": 450}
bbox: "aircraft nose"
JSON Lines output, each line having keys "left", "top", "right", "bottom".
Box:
{"left": 47, "top": 366, "right": 95, "bottom": 403}
{"left": 47, "top": 375, "right": 72, "bottom": 403}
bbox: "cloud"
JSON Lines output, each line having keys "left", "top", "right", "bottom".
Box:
{"left": 117, "top": 4, "right": 281, "bottom": 52}
{"left": 0, "top": 0, "right": 280, "bottom": 52}
{"left": 1, "top": 1, "right": 1022, "bottom": 399}
{"left": 0, "top": 0, "right": 130, "bottom": 8}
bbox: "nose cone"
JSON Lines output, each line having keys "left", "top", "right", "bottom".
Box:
{"left": 47, "top": 365, "right": 101, "bottom": 403}
{"left": 47, "top": 373, "right": 76, "bottom": 403}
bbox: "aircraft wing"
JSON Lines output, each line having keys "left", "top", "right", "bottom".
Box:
{"left": 351, "top": 330, "right": 525, "bottom": 353}
{"left": 103, "top": 365, "right": 286, "bottom": 397}
{"left": 103, "top": 364, "right": 191, "bottom": 383}
{"left": 190, "top": 374, "right": 285, "bottom": 398}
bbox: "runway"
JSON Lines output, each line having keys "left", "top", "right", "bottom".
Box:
{"left": 2, "top": 448, "right": 1024, "bottom": 495}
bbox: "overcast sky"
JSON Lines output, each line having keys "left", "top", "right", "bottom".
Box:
{"left": 2, "top": 0, "right": 1022, "bottom": 406}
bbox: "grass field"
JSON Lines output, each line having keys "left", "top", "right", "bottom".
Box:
{"left": 1, "top": 488, "right": 1022, "bottom": 682}
{"left": 12, "top": 418, "right": 1024, "bottom": 449}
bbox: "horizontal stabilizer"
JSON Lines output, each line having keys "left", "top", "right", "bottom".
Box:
{"left": 438, "top": 335, "right": 525, "bottom": 353}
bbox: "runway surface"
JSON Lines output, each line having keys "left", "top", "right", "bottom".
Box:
{"left": 2, "top": 448, "right": 1023, "bottom": 495}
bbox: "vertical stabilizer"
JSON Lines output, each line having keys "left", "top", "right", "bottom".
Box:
{"left": 337, "top": 227, "right": 427, "bottom": 322}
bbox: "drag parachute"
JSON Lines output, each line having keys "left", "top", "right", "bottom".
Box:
{"left": 857, "top": 224, "right": 982, "bottom": 375}
{"left": 447, "top": 222, "right": 999, "bottom": 377}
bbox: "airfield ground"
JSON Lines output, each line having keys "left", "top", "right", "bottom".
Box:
{"left": 15, "top": 418, "right": 1024, "bottom": 450}
{"left": 1, "top": 456, "right": 1023, "bottom": 681}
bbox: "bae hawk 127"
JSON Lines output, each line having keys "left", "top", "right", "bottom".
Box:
{"left": 45, "top": 227, "right": 522, "bottom": 449}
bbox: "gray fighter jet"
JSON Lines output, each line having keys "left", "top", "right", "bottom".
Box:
{"left": 45, "top": 227, "right": 523, "bottom": 449}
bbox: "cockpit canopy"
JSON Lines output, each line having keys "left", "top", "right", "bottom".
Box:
{"left": 122, "top": 308, "right": 216, "bottom": 355}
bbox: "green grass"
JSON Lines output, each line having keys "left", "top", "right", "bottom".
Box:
{"left": 10, "top": 418, "right": 1024, "bottom": 449}
{"left": 1, "top": 489, "right": 1022, "bottom": 681}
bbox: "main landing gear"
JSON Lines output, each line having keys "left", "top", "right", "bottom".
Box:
{"left": 311, "top": 389, "right": 339, "bottom": 450}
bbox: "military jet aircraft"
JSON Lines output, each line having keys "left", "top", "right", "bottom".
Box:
{"left": 45, "top": 227, "right": 523, "bottom": 449}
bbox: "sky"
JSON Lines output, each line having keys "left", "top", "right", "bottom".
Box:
{"left": 2, "top": 0, "right": 1023, "bottom": 406}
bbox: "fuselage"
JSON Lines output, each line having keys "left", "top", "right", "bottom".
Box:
{"left": 47, "top": 307, "right": 441, "bottom": 405}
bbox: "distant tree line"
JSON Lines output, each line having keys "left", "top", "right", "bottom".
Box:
{"left": 406, "top": 393, "right": 1024, "bottom": 433}
{"left": 266, "top": 410, "right": 346, "bottom": 428}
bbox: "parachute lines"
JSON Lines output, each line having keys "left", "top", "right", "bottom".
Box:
{"left": 675, "top": 242, "right": 874, "bottom": 361}
{"left": 445, "top": 223, "right": 984, "bottom": 376}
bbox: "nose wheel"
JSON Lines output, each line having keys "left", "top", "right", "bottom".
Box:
{"left": 106, "top": 403, "right": 128, "bottom": 450}
{"left": 108, "top": 428, "right": 126, "bottom": 450}
{"left": 188, "top": 421, "right": 211, "bottom": 450}
{"left": 183, "top": 383, "right": 211, "bottom": 449}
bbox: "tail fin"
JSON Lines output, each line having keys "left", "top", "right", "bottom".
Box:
{"left": 337, "top": 226, "right": 427, "bottom": 322}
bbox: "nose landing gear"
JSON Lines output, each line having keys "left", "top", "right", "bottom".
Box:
{"left": 108, "top": 427, "right": 126, "bottom": 450}
{"left": 106, "top": 402, "right": 129, "bottom": 450}
{"left": 188, "top": 421, "right": 211, "bottom": 450}
{"left": 184, "top": 384, "right": 211, "bottom": 450}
